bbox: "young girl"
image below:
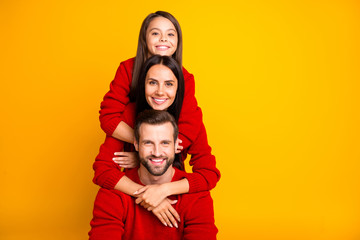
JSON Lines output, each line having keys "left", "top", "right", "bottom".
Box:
{"left": 94, "top": 11, "right": 220, "bottom": 226}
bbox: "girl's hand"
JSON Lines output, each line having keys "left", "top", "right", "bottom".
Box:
{"left": 175, "top": 138, "right": 183, "bottom": 154}
{"left": 134, "top": 184, "right": 169, "bottom": 209}
{"left": 152, "top": 198, "right": 180, "bottom": 228}
{"left": 113, "top": 152, "right": 139, "bottom": 168}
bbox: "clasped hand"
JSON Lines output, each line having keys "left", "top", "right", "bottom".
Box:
{"left": 134, "top": 184, "right": 180, "bottom": 228}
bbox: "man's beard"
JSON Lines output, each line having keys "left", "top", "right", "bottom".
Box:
{"left": 139, "top": 154, "right": 174, "bottom": 176}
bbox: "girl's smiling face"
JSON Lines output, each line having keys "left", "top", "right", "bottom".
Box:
{"left": 146, "top": 17, "right": 178, "bottom": 57}
{"left": 145, "top": 64, "right": 178, "bottom": 111}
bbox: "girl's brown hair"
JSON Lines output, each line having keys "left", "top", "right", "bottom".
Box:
{"left": 129, "top": 11, "right": 183, "bottom": 101}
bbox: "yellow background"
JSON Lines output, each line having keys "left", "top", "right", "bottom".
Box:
{"left": 1, "top": 1, "right": 360, "bottom": 239}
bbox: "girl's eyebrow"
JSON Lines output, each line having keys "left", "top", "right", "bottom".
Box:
{"left": 149, "top": 27, "right": 176, "bottom": 32}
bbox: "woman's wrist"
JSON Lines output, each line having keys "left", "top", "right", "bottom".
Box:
{"left": 160, "top": 182, "right": 173, "bottom": 197}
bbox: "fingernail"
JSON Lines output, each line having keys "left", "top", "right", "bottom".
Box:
{"left": 175, "top": 222, "right": 178, "bottom": 228}
{"left": 133, "top": 191, "right": 138, "bottom": 194}
{"left": 163, "top": 222, "right": 167, "bottom": 227}
{"left": 169, "top": 223, "right": 173, "bottom": 228}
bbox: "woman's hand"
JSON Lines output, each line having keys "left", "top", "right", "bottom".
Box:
{"left": 175, "top": 138, "right": 183, "bottom": 154}
{"left": 113, "top": 152, "right": 139, "bottom": 168}
{"left": 152, "top": 198, "right": 180, "bottom": 228}
{"left": 134, "top": 184, "right": 169, "bottom": 209}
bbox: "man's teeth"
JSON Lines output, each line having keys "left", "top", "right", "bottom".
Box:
{"left": 151, "top": 159, "right": 163, "bottom": 162}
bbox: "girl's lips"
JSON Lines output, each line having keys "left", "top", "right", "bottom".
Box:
{"left": 156, "top": 45, "right": 170, "bottom": 50}
{"left": 152, "top": 97, "right": 167, "bottom": 105}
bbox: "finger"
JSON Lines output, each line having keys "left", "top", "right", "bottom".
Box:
{"left": 133, "top": 186, "right": 148, "bottom": 195}
{"left": 135, "top": 197, "right": 143, "bottom": 204}
{"left": 114, "top": 152, "right": 128, "bottom": 156}
{"left": 165, "top": 209, "right": 178, "bottom": 228}
{"left": 168, "top": 205, "right": 180, "bottom": 223}
{"left": 160, "top": 212, "right": 173, "bottom": 228}
{"left": 112, "top": 157, "right": 129, "bottom": 161}
{"left": 155, "top": 212, "right": 167, "bottom": 227}
{"left": 119, "top": 164, "right": 133, "bottom": 169}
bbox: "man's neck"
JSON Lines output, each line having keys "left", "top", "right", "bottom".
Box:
{"left": 138, "top": 166, "right": 175, "bottom": 185}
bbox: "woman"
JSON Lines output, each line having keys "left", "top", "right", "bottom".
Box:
{"left": 94, "top": 55, "right": 219, "bottom": 227}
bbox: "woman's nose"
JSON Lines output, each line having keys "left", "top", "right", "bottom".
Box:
{"left": 156, "top": 85, "right": 164, "bottom": 95}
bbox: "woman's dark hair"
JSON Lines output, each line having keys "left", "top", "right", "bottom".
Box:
{"left": 130, "top": 11, "right": 183, "bottom": 101}
{"left": 135, "top": 55, "right": 185, "bottom": 170}
{"left": 135, "top": 55, "right": 184, "bottom": 123}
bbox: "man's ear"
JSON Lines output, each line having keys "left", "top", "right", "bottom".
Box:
{"left": 134, "top": 137, "right": 139, "bottom": 151}
{"left": 174, "top": 138, "right": 180, "bottom": 150}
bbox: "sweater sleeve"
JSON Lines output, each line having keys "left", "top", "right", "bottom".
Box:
{"left": 182, "top": 192, "right": 218, "bottom": 240}
{"left": 89, "top": 188, "right": 127, "bottom": 239}
{"left": 184, "top": 123, "right": 221, "bottom": 193}
{"left": 93, "top": 136, "right": 126, "bottom": 189}
{"left": 178, "top": 68, "right": 203, "bottom": 149}
{"left": 99, "top": 58, "right": 134, "bottom": 136}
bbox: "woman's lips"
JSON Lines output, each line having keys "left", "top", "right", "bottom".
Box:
{"left": 152, "top": 97, "right": 167, "bottom": 105}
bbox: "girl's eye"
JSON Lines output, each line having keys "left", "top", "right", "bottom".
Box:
{"left": 152, "top": 32, "right": 159, "bottom": 36}
{"left": 168, "top": 33, "right": 175, "bottom": 37}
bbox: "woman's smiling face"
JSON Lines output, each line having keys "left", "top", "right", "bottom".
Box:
{"left": 146, "top": 17, "right": 178, "bottom": 57}
{"left": 145, "top": 64, "right": 178, "bottom": 111}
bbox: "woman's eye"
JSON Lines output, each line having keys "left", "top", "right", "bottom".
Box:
{"left": 165, "top": 82, "right": 173, "bottom": 87}
{"left": 148, "top": 81, "right": 157, "bottom": 85}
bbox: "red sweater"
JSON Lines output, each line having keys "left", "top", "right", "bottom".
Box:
{"left": 99, "top": 57, "right": 202, "bottom": 149}
{"left": 89, "top": 168, "right": 218, "bottom": 240}
{"left": 93, "top": 103, "right": 220, "bottom": 193}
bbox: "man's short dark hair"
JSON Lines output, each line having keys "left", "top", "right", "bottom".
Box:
{"left": 134, "top": 110, "right": 179, "bottom": 144}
